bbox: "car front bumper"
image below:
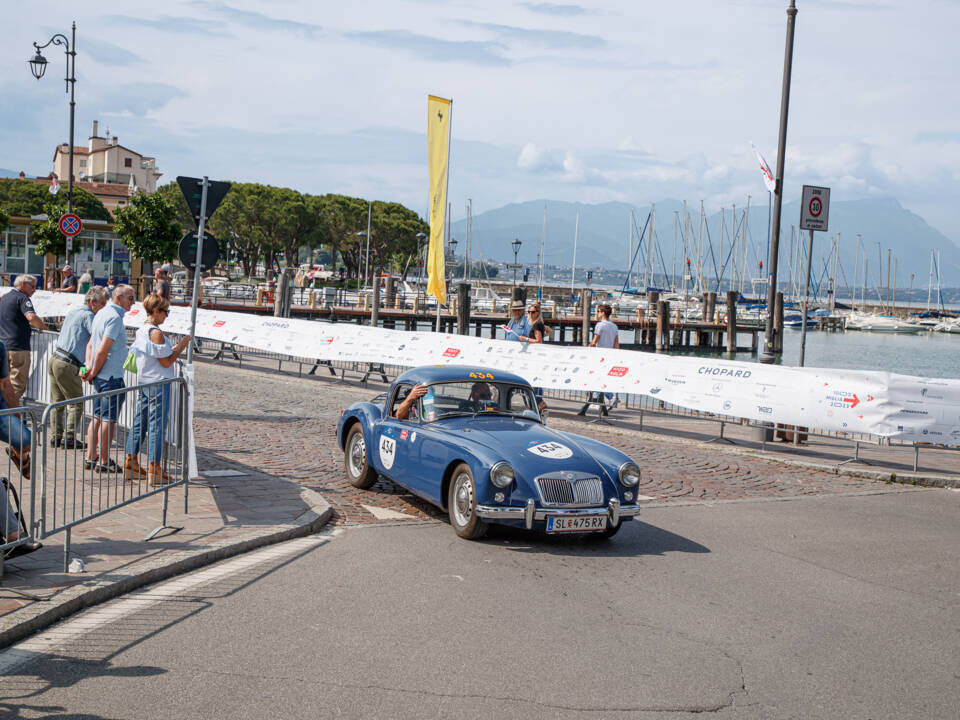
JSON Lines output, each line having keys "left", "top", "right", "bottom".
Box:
{"left": 476, "top": 498, "right": 640, "bottom": 530}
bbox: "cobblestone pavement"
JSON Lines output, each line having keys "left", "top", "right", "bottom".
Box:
{"left": 192, "top": 359, "right": 902, "bottom": 528}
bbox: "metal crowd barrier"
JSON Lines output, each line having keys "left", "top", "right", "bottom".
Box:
{"left": 0, "top": 406, "right": 38, "bottom": 566}
{"left": 36, "top": 376, "right": 189, "bottom": 571}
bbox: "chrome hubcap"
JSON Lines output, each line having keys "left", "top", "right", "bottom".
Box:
{"left": 349, "top": 433, "right": 365, "bottom": 476}
{"left": 452, "top": 473, "right": 474, "bottom": 527}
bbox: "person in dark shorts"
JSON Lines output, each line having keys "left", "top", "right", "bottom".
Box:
{"left": 153, "top": 267, "right": 171, "bottom": 300}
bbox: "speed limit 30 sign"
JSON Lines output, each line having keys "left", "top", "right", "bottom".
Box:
{"left": 799, "top": 185, "right": 830, "bottom": 232}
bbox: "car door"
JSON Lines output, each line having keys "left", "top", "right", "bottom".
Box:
{"left": 376, "top": 384, "right": 419, "bottom": 489}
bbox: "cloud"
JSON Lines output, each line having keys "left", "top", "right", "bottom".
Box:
{"left": 342, "top": 30, "right": 510, "bottom": 66}
{"left": 458, "top": 20, "right": 603, "bottom": 49}
{"left": 102, "top": 83, "right": 189, "bottom": 117}
{"left": 916, "top": 131, "right": 960, "bottom": 144}
{"left": 521, "top": 3, "right": 590, "bottom": 16}
{"left": 197, "top": 2, "right": 324, "bottom": 38}
{"left": 103, "top": 14, "right": 228, "bottom": 37}
{"left": 82, "top": 39, "right": 143, "bottom": 66}
{"left": 517, "top": 143, "right": 565, "bottom": 173}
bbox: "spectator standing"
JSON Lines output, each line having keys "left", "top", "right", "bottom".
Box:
{"left": 47, "top": 287, "right": 107, "bottom": 448}
{"left": 105, "top": 276, "right": 117, "bottom": 299}
{"left": 589, "top": 303, "right": 620, "bottom": 407}
{"left": 153, "top": 267, "right": 171, "bottom": 300}
{"left": 124, "top": 294, "right": 191, "bottom": 484}
{"left": 82, "top": 284, "right": 135, "bottom": 473}
{"left": 56, "top": 265, "right": 77, "bottom": 293}
{"left": 0, "top": 275, "right": 48, "bottom": 402}
{"left": 505, "top": 300, "right": 530, "bottom": 342}
{"left": 520, "top": 303, "right": 548, "bottom": 413}
{"left": 77, "top": 268, "right": 94, "bottom": 294}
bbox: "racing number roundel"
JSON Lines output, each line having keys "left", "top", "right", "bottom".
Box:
{"left": 379, "top": 435, "right": 396, "bottom": 470}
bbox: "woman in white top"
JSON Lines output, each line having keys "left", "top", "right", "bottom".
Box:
{"left": 123, "top": 294, "right": 191, "bottom": 485}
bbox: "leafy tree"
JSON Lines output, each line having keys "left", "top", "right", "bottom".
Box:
{"left": 113, "top": 192, "right": 182, "bottom": 264}
{"left": 207, "top": 183, "right": 270, "bottom": 278}
{"left": 368, "top": 201, "right": 429, "bottom": 275}
{"left": 0, "top": 179, "right": 111, "bottom": 231}
{"left": 317, "top": 194, "right": 369, "bottom": 277}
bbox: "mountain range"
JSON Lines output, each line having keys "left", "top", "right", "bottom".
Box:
{"left": 451, "top": 198, "right": 960, "bottom": 288}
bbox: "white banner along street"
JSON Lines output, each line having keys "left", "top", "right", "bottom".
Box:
{"left": 20, "top": 289, "right": 960, "bottom": 448}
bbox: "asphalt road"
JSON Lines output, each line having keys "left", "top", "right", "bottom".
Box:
{"left": 1, "top": 488, "right": 957, "bottom": 719}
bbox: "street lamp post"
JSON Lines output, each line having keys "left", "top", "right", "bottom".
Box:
{"left": 511, "top": 238, "right": 522, "bottom": 291}
{"left": 448, "top": 238, "right": 458, "bottom": 282}
{"left": 761, "top": 0, "right": 798, "bottom": 363}
{"left": 29, "top": 22, "right": 77, "bottom": 269}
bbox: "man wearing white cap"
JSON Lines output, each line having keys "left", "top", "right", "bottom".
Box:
{"left": 56, "top": 265, "right": 77, "bottom": 293}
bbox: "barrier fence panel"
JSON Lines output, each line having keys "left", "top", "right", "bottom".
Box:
{"left": 37, "top": 376, "right": 188, "bottom": 571}
{"left": 0, "top": 406, "right": 38, "bottom": 564}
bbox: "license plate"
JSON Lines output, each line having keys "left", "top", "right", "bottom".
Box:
{"left": 545, "top": 515, "right": 607, "bottom": 533}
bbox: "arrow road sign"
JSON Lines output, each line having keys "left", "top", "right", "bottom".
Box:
{"left": 176, "top": 176, "right": 231, "bottom": 225}
{"left": 58, "top": 213, "right": 82, "bottom": 237}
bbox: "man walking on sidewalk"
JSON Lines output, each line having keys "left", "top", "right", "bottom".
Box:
{"left": 588, "top": 304, "right": 620, "bottom": 410}
{"left": 48, "top": 287, "right": 107, "bottom": 448}
{"left": 0, "top": 275, "right": 49, "bottom": 402}
{"left": 82, "top": 285, "right": 134, "bottom": 473}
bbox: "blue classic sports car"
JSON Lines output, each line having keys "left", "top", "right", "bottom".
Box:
{"left": 336, "top": 366, "right": 643, "bottom": 539}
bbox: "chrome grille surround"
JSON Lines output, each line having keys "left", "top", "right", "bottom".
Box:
{"left": 534, "top": 471, "right": 604, "bottom": 507}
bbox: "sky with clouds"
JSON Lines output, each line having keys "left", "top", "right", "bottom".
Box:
{"left": 3, "top": 0, "right": 960, "bottom": 244}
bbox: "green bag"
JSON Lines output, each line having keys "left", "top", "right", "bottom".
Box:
{"left": 123, "top": 350, "right": 138, "bottom": 374}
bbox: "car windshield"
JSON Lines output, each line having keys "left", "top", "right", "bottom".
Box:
{"left": 420, "top": 380, "right": 541, "bottom": 423}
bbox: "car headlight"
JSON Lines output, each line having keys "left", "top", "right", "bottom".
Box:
{"left": 490, "top": 462, "right": 515, "bottom": 488}
{"left": 618, "top": 462, "right": 641, "bottom": 487}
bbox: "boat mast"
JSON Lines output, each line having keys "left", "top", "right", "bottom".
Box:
{"left": 570, "top": 210, "right": 579, "bottom": 296}
{"left": 539, "top": 203, "right": 546, "bottom": 299}
{"left": 853, "top": 234, "right": 861, "bottom": 310}
{"left": 672, "top": 211, "right": 679, "bottom": 292}
{"left": 628, "top": 208, "right": 634, "bottom": 290}
{"left": 926, "top": 249, "right": 934, "bottom": 313}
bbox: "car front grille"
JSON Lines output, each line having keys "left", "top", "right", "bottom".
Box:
{"left": 535, "top": 474, "right": 604, "bottom": 507}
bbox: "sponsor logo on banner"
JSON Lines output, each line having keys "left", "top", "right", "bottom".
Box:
{"left": 722, "top": 400, "right": 733, "bottom": 411}
{"left": 263, "top": 320, "right": 289, "bottom": 328}
{"left": 649, "top": 387, "right": 662, "bottom": 395}
{"left": 608, "top": 366, "right": 628, "bottom": 377}
{"left": 213, "top": 320, "right": 226, "bottom": 327}
{"left": 527, "top": 441, "right": 573, "bottom": 459}
{"left": 129, "top": 308, "right": 140, "bottom": 316}
{"left": 443, "top": 348, "right": 460, "bottom": 358}
{"left": 665, "top": 375, "right": 686, "bottom": 385}
{"left": 698, "top": 366, "right": 752, "bottom": 379}
{"left": 757, "top": 406, "right": 773, "bottom": 414}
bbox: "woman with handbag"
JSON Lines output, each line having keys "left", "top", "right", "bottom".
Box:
{"left": 123, "top": 295, "right": 191, "bottom": 485}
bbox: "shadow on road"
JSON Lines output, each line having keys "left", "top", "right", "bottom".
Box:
{"left": 485, "top": 517, "right": 710, "bottom": 557}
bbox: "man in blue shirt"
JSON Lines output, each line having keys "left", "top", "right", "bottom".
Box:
{"left": 0, "top": 275, "right": 49, "bottom": 401}
{"left": 82, "top": 285, "right": 135, "bottom": 473}
{"left": 505, "top": 300, "right": 530, "bottom": 342}
{"left": 48, "top": 287, "right": 108, "bottom": 448}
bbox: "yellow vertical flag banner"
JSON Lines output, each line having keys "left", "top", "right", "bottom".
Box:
{"left": 426, "top": 95, "right": 451, "bottom": 305}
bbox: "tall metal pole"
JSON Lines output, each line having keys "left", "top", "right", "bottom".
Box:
{"left": 364, "top": 202, "right": 372, "bottom": 289}
{"left": 761, "top": 0, "right": 798, "bottom": 363}
{"left": 798, "top": 228, "right": 814, "bottom": 367}
{"left": 185, "top": 177, "right": 209, "bottom": 364}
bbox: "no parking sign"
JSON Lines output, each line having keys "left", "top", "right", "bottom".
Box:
{"left": 58, "top": 213, "right": 82, "bottom": 237}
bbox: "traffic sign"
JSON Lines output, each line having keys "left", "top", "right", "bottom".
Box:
{"left": 58, "top": 213, "right": 82, "bottom": 237}
{"left": 799, "top": 185, "right": 830, "bottom": 232}
{"left": 176, "top": 176, "right": 231, "bottom": 225}
{"left": 178, "top": 230, "right": 220, "bottom": 272}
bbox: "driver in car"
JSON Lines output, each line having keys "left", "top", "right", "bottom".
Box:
{"left": 393, "top": 384, "right": 427, "bottom": 420}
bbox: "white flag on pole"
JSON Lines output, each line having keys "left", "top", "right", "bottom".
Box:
{"left": 48, "top": 175, "right": 60, "bottom": 195}
{"left": 751, "top": 143, "right": 776, "bottom": 193}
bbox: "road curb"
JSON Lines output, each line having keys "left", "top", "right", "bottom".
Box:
{"left": 0, "top": 490, "right": 332, "bottom": 650}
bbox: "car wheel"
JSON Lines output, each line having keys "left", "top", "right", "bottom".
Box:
{"left": 448, "top": 463, "right": 488, "bottom": 540}
{"left": 344, "top": 425, "right": 378, "bottom": 489}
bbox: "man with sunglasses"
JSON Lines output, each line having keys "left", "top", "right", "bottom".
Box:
{"left": 82, "top": 285, "right": 135, "bottom": 473}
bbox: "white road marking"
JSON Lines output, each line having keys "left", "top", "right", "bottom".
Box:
{"left": 361, "top": 504, "right": 417, "bottom": 520}
{"left": 201, "top": 469, "right": 249, "bottom": 477}
{"left": 0, "top": 531, "right": 340, "bottom": 675}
